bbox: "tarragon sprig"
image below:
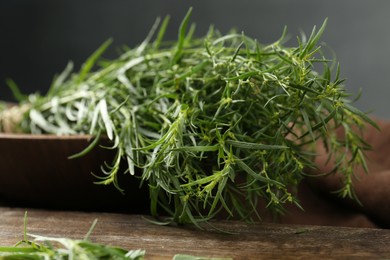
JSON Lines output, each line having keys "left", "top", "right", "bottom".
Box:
{"left": 0, "top": 212, "right": 145, "bottom": 260}
{"left": 0, "top": 8, "right": 377, "bottom": 227}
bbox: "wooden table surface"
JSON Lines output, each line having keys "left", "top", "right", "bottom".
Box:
{"left": 1, "top": 207, "right": 389, "bottom": 259}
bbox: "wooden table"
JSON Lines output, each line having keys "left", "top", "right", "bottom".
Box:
{"left": 1, "top": 207, "right": 389, "bottom": 259}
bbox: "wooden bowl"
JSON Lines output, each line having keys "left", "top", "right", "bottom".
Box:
{"left": 0, "top": 133, "right": 150, "bottom": 213}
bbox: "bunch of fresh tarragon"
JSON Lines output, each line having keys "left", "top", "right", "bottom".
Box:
{"left": 0, "top": 8, "right": 376, "bottom": 227}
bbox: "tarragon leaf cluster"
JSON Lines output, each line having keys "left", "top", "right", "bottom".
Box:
{"left": 0, "top": 8, "right": 376, "bottom": 227}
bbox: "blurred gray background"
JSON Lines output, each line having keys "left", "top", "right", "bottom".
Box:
{"left": 1, "top": 0, "right": 389, "bottom": 118}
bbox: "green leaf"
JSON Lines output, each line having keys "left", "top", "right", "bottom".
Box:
{"left": 171, "top": 145, "right": 220, "bottom": 152}
{"left": 226, "top": 140, "right": 289, "bottom": 150}
{"left": 99, "top": 99, "right": 114, "bottom": 140}
{"left": 299, "top": 18, "right": 327, "bottom": 59}
{"left": 235, "top": 157, "right": 283, "bottom": 186}
{"left": 6, "top": 79, "right": 27, "bottom": 102}
{"left": 171, "top": 7, "right": 193, "bottom": 65}
{"left": 153, "top": 15, "right": 170, "bottom": 50}
{"left": 68, "top": 131, "right": 102, "bottom": 159}
{"left": 78, "top": 38, "right": 113, "bottom": 83}
{"left": 344, "top": 103, "right": 380, "bottom": 130}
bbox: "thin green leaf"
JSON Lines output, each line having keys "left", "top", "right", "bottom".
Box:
{"left": 153, "top": 15, "right": 170, "bottom": 50}
{"left": 99, "top": 98, "right": 114, "bottom": 140}
{"left": 6, "top": 79, "right": 27, "bottom": 102}
{"left": 171, "top": 145, "right": 220, "bottom": 152}
{"left": 78, "top": 38, "right": 113, "bottom": 83}
{"left": 344, "top": 103, "right": 380, "bottom": 130}
{"left": 171, "top": 7, "right": 193, "bottom": 65}
{"left": 226, "top": 140, "right": 289, "bottom": 150}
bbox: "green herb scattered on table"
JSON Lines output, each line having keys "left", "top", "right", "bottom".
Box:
{"left": 0, "top": 212, "right": 145, "bottom": 260}
{"left": 0, "top": 212, "right": 232, "bottom": 260}
{"left": 0, "top": 8, "right": 376, "bottom": 227}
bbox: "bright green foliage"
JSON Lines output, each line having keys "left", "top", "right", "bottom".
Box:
{"left": 1, "top": 8, "right": 376, "bottom": 227}
{"left": 0, "top": 214, "right": 145, "bottom": 260}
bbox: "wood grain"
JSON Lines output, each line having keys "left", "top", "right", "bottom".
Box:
{"left": 1, "top": 207, "right": 389, "bottom": 259}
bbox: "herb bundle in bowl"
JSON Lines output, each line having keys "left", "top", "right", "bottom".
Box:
{"left": 0, "top": 8, "right": 375, "bottom": 227}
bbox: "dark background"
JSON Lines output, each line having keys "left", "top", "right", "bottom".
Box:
{"left": 1, "top": 0, "right": 389, "bottom": 118}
